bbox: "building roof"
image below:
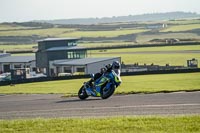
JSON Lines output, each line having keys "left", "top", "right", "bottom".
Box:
{"left": 45, "top": 46, "right": 86, "bottom": 52}
{"left": 0, "top": 56, "right": 35, "bottom": 63}
{"left": 38, "top": 38, "right": 80, "bottom": 43}
{"left": 53, "top": 57, "right": 120, "bottom": 66}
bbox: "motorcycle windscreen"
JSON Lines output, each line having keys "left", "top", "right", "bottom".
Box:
{"left": 113, "top": 69, "right": 121, "bottom": 76}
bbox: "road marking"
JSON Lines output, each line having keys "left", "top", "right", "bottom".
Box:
{"left": 1, "top": 103, "right": 200, "bottom": 114}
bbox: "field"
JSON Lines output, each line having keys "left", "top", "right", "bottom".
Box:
{"left": 0, "top": 24, "right": 33, "bottom": 30}
{"left": 161, "top": 24, "right": 200, "bottom": 32}
{"left": 0, "top": 116, "right": 200, "bottom": 133}
{"left": 0, "top": 18, "right": 200, "bottom": 50}
{"left": 0, "top": 26, "right": 148, "bottom": 38}
{"left": 0, "top": 44, "right": 36, "bottom": 51}
{"left": 0, "top": 28, "right": 75, "bottom": 37}
{"left": 89, "top": 45, "right": 200, "bottom": 66}
{"left": 136, "top": 33, "right": 200, "bottom": 43}
{"left": 91, "top": 53, "right": 200, "bottom": 66}
{"left": 0, "top": 73, "right": 199, "bottom": 95}
{"left": 59, "top": 29, "right": 149, "bottom": 38}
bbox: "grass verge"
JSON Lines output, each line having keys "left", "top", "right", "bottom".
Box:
{"left": 0, "top": 73, "right": 199, "bottom": 95}
{"left": 0, "top": 115, "right": 200, "bottom": 133}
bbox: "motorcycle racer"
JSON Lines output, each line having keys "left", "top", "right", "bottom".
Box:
{"left": 78, "top": 60, "right": 122, "bottom": 99}
{"left": 89, "top": 61, "right": 120, "bottom": 85}
{"left": 88, "top": 67, "right": 106, "bottom": 88}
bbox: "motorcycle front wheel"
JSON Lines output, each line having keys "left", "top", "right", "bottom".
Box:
{"left": 78, "top": 86, "right": 89, "bottom": 100}
{"left": 100, "top": 84, "right": 116, "bottom": 99}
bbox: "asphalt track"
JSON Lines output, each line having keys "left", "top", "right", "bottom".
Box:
{"left": 0, "top": 91, "right": 200, "bottom": 119}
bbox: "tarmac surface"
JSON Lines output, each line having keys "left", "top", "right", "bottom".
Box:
{"left": 0, "top": 91, "right": 200, "bottom": 119}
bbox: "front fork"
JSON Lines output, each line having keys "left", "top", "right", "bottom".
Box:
{"left": 84, "top": 82, "right": 100, "bottom": 97}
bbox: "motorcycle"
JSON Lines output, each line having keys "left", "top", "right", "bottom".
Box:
{"left": 78, "top": 69, "right": 122, "bottom": 99}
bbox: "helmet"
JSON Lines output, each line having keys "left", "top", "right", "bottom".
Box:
{"left": 112, "top": 61, "right": 120, "bottom": 69}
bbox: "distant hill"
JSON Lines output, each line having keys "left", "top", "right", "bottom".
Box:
{"left": 35, "top": 12, "right": 200, "bottom": 25}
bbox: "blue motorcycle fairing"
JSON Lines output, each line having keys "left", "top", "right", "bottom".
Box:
{"left": 85, "top": 70, "right": 121, "bottom": 97}
{"left": 85, "top": 87, "right": 97, "bottom": 96}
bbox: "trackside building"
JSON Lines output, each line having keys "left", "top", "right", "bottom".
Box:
{"left": 0, "top": 54, "right": 35, "bottom": 73}
{"left": 36, "top": 38, "right": 121, "bottom": 76}
{"left": 50, "top": 57, "right": 121, "bottom": 76}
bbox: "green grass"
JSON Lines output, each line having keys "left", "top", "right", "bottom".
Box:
{"left": 127, "top": 53, "right": 200, "bottom": 66}
{"left": 0, "top": 78, "right": 86, "bottom": 95}
{"left": 90, "top": 52, "right": 200, "bottom": 67}
{"left": 79, "top": 41, "right": 135, "bottom": 47}
{"left": 0, "top": 44, "right": 36, "bottom": 51}
{"left": 59, "top": 29, "right": 149, "bottom": 38}
{"left": 168, "top": 19, "right": 200, "bottom": 25}
{"left": 0, "top": 116, "right": 200, "bottom": 133}
{"left": 161, "top": 24, "right": 200, "bottom": 32}
{"left": 136, "top": 33, "right": 200, "bottom": 43}
{"left": 0, "top": 73, "right": 199, "bottom": 95}
{"left": 12, "top": 53, "right": 35, "bottom": 56}
{"left": 0, "top": 28, "right": 75, "bottom": 37}
{"left": 0, "top": 24, "right": 32, "bottom": 30}
{"left": 0, "top": 26, "right": 148, "bottom": 38}
{"left": 88, "top": 45, "right": 200, "bottom": 66}
{"left": 117, "top": 72, "right": 200, "bottom": 94}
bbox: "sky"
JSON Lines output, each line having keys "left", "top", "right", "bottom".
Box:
{"left": 0, "top": 0, "right": 200, "bottom": 22}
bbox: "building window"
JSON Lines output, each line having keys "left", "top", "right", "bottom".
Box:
{"left": 79, "top": 51, "right": 86, "bottom": 58}
{"left": 64, "top": 67, "right": 72, "bottom": 73}
{"left": 67, "top": 51, "right": 86, "bottom": 59}
{"left": 14, "top": 64, "right": 22, "bottom": 69}
{"left": 67, "top": 52, "right": 73, "bottom": 59}
{"left": 3, "top": 64, "right": 10, "bottom": 72}
{"left": 32, "top": 67, "right": 37, "bottom": 72}
{"left": 73, "top": 52, "right": 77, "bottom": 58}
{"left": 68, "top": 42, "right": 73, "bottom": 46}
{"left": 68, "top": 42, "right": 77, "bottom": 46}
{"left": 76, "top": 67, "right": 85, "bottom": 72}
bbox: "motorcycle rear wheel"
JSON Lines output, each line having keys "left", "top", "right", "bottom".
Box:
{"left": 78, "top": 86, "right": 89, "bottom": 100}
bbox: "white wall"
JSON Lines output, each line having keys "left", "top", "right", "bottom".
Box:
{"left": 86, "top": 57, "right": 121, "bottom": 74}
{"left": 49, "top": 57, "right": 121, "bottom": 76}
